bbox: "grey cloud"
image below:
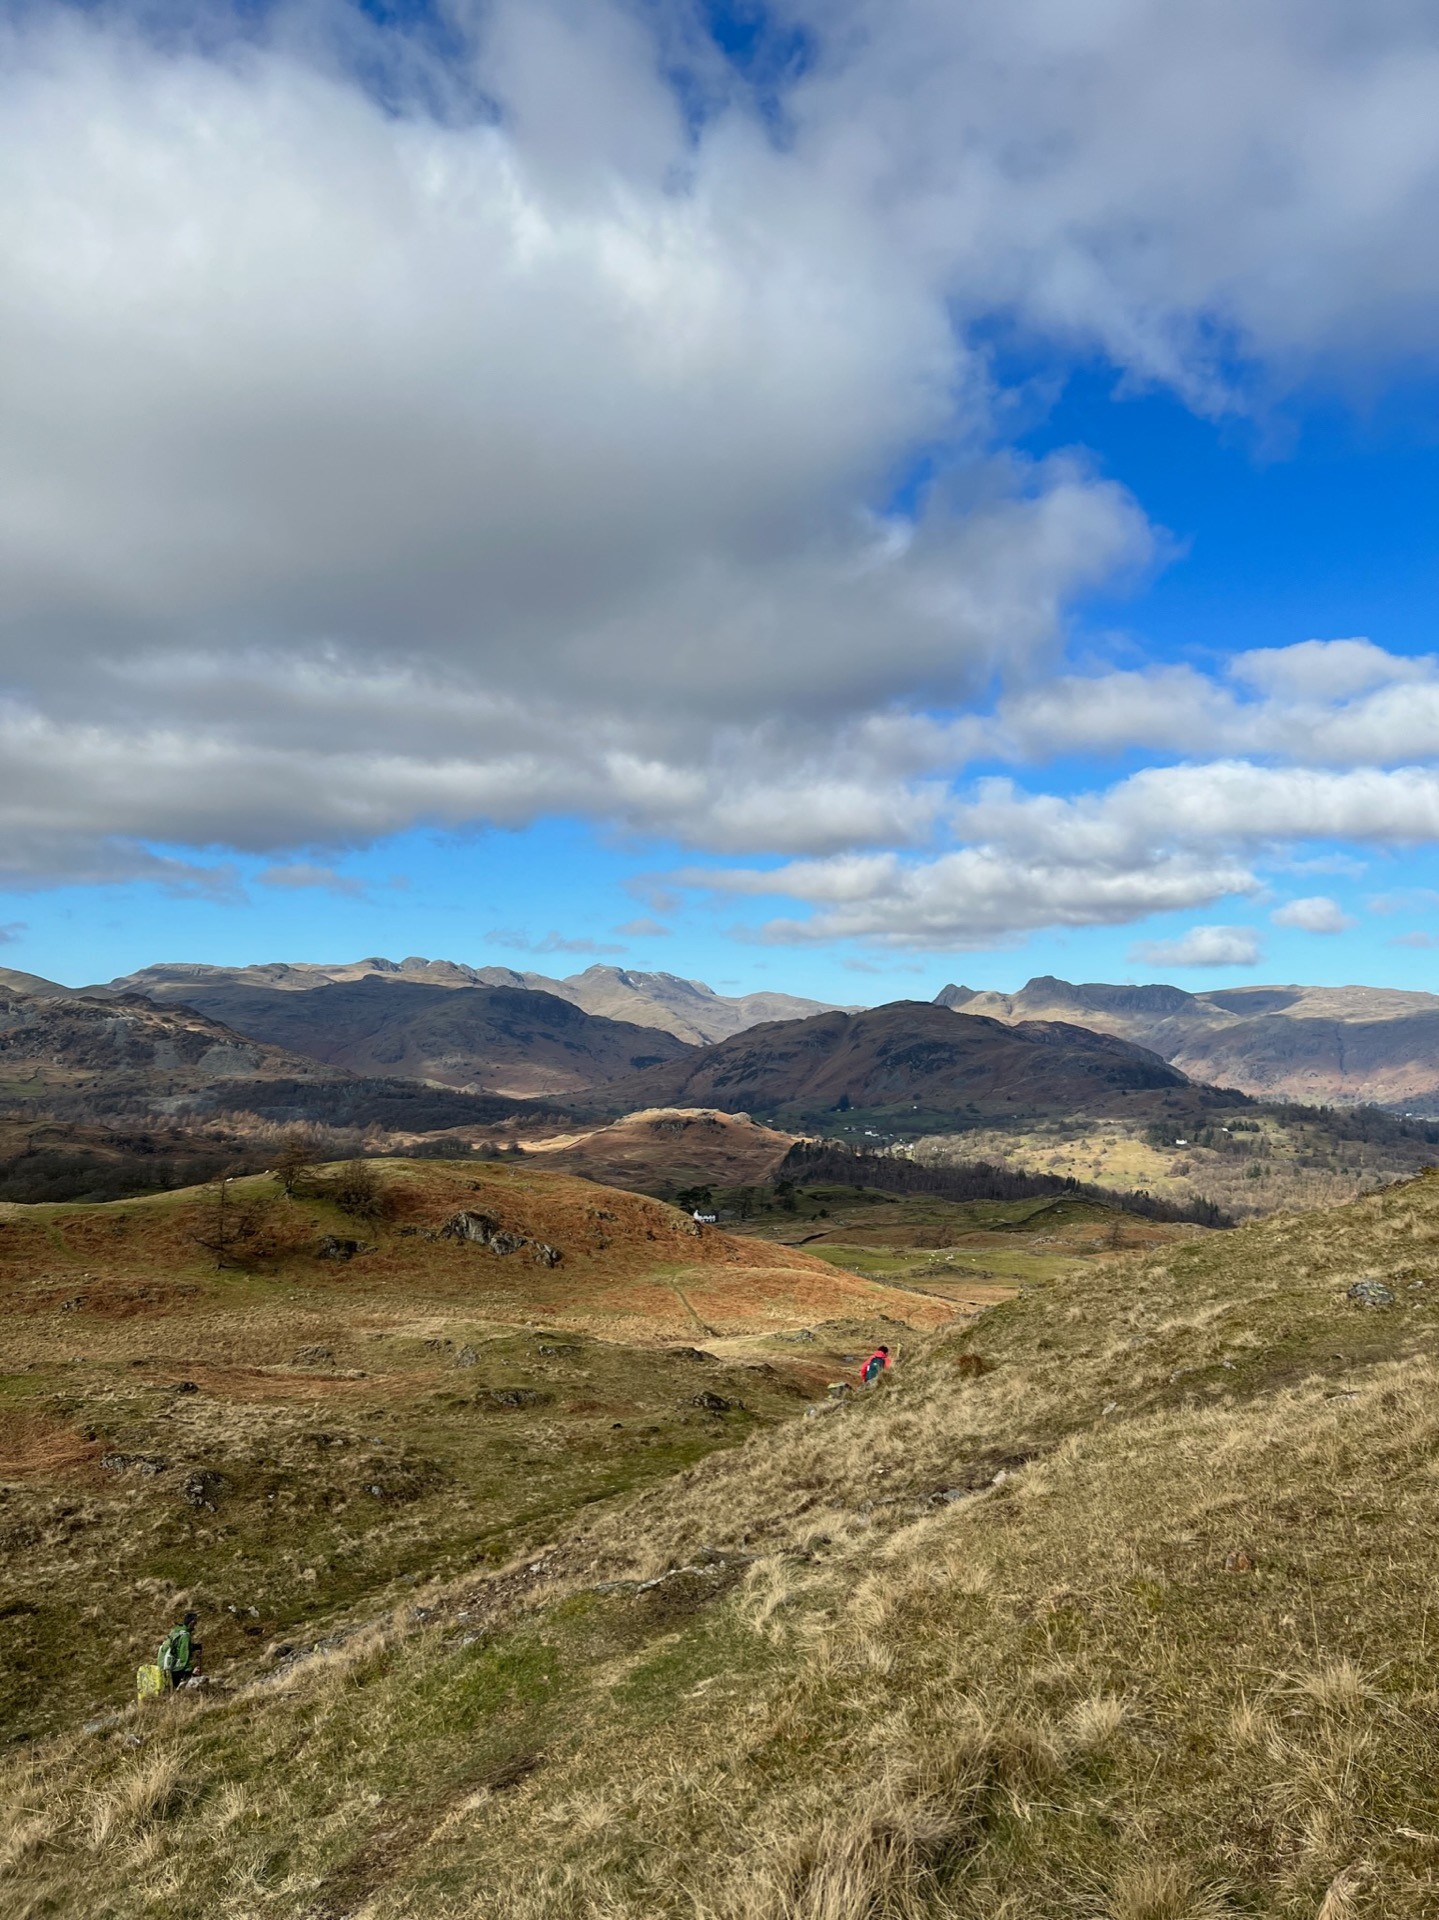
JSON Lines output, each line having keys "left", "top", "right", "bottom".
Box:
{"left": 2, "top": 1, "right": 1439, "bottom": 931}
{"left": 257, "top": 863, "right": 368, "bottom": 898}
{"left": 487, "top": 929, "right": 626, "bottom": 955}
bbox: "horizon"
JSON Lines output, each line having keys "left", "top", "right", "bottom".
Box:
{"left": 14, "top": 945, "right": 1438, "bottom": 1014}
{"left": 4, "top": 4, "right": 1439, "bottom": 997}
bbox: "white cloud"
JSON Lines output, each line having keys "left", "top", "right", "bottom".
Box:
{"left": 685, "top": 759, "right": 1439, "bottom": 948}
{"left": 990, "top": 642, "right": 1439, "bottom": 770}
{"left": 701, "top": 845, "right": 1256, "bottom": 950}
{"left": 1129, "top": 926, "right": 1262, "bottom": 968}
{"left": 1270, "top": 894, "right": 1356, "bottom": 933}
{"left": 2, "top": 2, "right": 1439, "bottom": 949}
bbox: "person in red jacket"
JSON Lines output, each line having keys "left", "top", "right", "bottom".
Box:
{"left": 860, "top": 1345, "right": 891, "bottom": 1387}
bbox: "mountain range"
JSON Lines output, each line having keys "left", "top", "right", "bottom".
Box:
{"left": 109, "top": 957, "right": 840, "bottom": 1045}
{"left": 100, "top": 976, "right": 692, "bottom": 1098}
{"left": 7, "top": 951, "right": 1439, "bottom": 1124}
{"left": 936, "top": 975, "right": 1439, "bottom": 1110}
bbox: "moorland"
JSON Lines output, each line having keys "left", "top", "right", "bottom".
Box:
{"left": 7, "top": 1147, "right": 1439, "bottom": 1914}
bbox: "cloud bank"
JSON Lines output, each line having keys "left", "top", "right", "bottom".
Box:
{"left": 4, "top": 2, "right": 1439, "bottom": 948}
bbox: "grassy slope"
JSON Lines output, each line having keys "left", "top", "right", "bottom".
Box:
{"left": 0, "top": 1162, "right": 946, "bottom": 1751}
{"left": 10, "top": 1170, "right": 1439, "bottom": 1914}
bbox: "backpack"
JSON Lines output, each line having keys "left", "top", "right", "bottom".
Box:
{"left": 158, "top": 1625, "right": 191, "bottom": 1673}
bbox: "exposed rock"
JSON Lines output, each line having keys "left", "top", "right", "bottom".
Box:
{"left": 441, "top": 1211, "right": 528, "bottom": 1256}
{"left": 473, "top": 1388, "right": 553, "bottom": 1410}
{"left": 293, "top": 1345, "right": 334, "bottom": 1367}
{"left": 454, "top": 1346, "right": 479, "bottom": 1368}
{"left": 316, "top": 1236, "right": 374, "bottom": 1262}
{"left": 667, "top": 1347, "right": 716, "bottom": 1363}
{"left": 1347, "top": 1279, "right": 1395, "bottom": 1308}
{"left": 181, "top": 1470, "right": 228, "bottom": 1511}
{"left": 532, "top": 1242, "right": 563, "bottom": 1268}
{"left": 827, "top": 1382, "right": 853, "bottom": 1400}
{"left": 690, "top": 1392, "right": 736, "bottom": 1413}
{"left": 100, "top": 1452, "right": 168, "bottom": 1476}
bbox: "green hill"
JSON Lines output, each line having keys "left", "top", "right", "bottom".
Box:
{"left": 7, "top": 1168, "right": 1439, "bottom": 1914}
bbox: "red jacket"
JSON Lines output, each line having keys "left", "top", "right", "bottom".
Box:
{"left": 861, "top": 1349, "right": 892, "bottom": 1384}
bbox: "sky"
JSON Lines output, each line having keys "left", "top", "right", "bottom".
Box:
{"left": 5, "top": 0, "right": 1439, "bottom": 1001}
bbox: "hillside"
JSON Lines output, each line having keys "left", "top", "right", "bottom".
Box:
{"left": 531, "top": 1107, "right": 797, "bottom": 1198}
{"left": 596, "top": 998, "right": 1214, "bottom": 1130}
{"left": 10, "top": 1162, "right": 1439, "bottom": 1911}
{"left": 110, "top": 957, "right": 842, "bottom": 1046}
{"left": 0, "top": 1157, "right": 948, "bottom": 1750}
{"left": 938, "top": 974, "right": 1439, "bottom": 1109}
{"left": 0, "top": 983, "right": 344, "bottom": 1114}
{"left": 94, "top": 977, "right": 694, "bottom": 1098}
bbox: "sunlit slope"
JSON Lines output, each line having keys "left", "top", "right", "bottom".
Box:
{"left": 0, "top": 1160, "right": 947, "bottom": 1747}
{"left": 11, "top": 1171, "right": 1439, "bottom": 1914}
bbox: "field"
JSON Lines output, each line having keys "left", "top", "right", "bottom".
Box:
{"left": 11, "top": 1161, "right": 1439, "bottom": 1914}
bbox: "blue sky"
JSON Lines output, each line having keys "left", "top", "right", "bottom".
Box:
{"left": 4, "top": 1, "right": 1439, "bottom": 999}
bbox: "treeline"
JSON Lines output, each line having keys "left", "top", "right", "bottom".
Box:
{"left": 777, "top": 1140, "right": 1232, "bottom": 1228}
{"left": 1261, "top": 1102, "right": 1439, "bottom": 1145}
{"left": 207, "top": 1077, "right": 562, "bottom": 1132}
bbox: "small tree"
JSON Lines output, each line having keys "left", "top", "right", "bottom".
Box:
{"left": 274, "top": 1132, "right": 320, "bottom": 1199}
{"left": 332, "top": 1159, "right": 391, "bottom": 1221}
{"left": 193, "top": 1178, "right": 280, "bottom": 1271}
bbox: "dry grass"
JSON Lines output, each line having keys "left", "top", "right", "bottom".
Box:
{"left": 11, "top": 1167, "right": 1439, "bottom": 1915}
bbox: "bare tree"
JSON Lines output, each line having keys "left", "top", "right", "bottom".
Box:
{"left": 274, "top": 1131, "right": 321, "bottom": 1199}
{"left": 193, "top": 1179, "right": 280, "bottom": 1270}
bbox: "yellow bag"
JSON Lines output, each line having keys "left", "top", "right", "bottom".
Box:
{"left": 136, "top": 1664, "right": 165, "bottom": 1702}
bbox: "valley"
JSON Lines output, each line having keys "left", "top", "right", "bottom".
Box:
{"left": 939, "top": 974, "right": 1439, "bottom": 1110}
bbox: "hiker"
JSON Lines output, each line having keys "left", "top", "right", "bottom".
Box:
{"left": 860, "top": 1345, "right": 891, "bottom": 1387}
{"left": 158, "top": 1611, "right": 200, "bottom": 1690}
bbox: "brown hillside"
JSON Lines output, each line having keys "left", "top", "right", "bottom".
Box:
{"left": 531, "top": 1106, "right": 796, "bottom": 1196}
{"left": 110, "top": 977, "right": 693, "bottom": 1097}
{"left": 599, "top": 999, "right": 1203, "bottom": 1127}
{"left": 0, "top": 1156, "right": 951, "bottom": 1741}
{"left": 0, "top": 985, "right": 343, "bottom": 1111}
